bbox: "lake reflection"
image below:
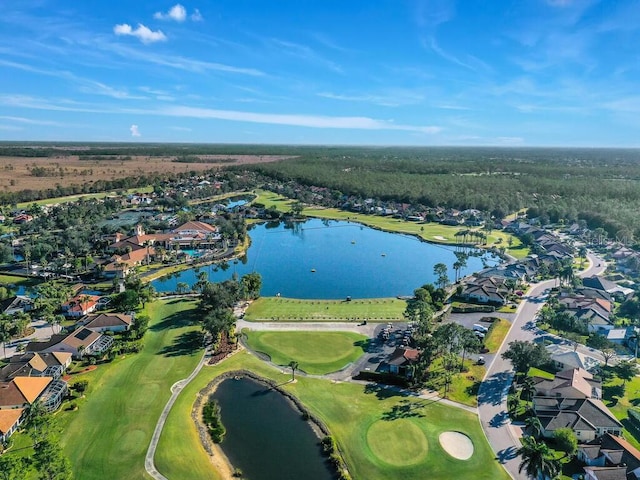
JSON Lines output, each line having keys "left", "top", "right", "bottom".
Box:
{"left": 152, "top": 219, "right": 498, "bottom": 299}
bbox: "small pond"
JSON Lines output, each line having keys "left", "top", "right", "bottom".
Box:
{"left": 213, "top": 377, "right": 334, "bottom": 480}
{"left": 152, "top": 219, "right": 499, "bottom": 299}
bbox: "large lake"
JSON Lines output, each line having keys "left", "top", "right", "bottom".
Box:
{"left": 152, "top": 219, "right": 498, "bottom": 299}
{"left": 213, "top": 377, "right": 334, "bottom": 480}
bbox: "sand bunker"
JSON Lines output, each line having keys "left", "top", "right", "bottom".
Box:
{"left": 439, "top": 431, "right": 474, "bottom": 460}
{"left": 434, "top": 235, "right": 447, "bottom": 240}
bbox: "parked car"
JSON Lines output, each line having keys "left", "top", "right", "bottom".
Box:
{"left": 473, "top": 324, "right": 488, "bottom": 334}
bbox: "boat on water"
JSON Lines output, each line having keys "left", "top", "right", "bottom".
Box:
{"left": 311, "top": 268, "right": 316, "bottom": 272}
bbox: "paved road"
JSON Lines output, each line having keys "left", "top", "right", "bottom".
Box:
{"left": 144, "top": 346, "right": 210, "bottom": 480}
{"left": 478, "top": 252, "right": 606, "bottom": 479}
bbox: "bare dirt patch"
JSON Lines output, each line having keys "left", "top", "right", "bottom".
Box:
{"left": 439, "top": 431, "right": 474, "bottom": 460}
{"left": 0, "top": 154, "right": 293, "bottom": 193}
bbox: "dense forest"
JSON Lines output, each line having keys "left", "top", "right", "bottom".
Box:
{"left": 241, "top": 147, "right": 640, "bottom": 238}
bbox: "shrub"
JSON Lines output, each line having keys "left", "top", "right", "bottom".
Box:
{"left": 321, "top": 436, "right": 335, "bottom": 455}
{"left": 202, "top": 399, "right": 226, "bottom": 443}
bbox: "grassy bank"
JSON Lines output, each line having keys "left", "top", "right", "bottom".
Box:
{"left": 483, "top": 318, "right": 512, "bottom": 353}
{"left": 58, "top": 298, "right": 204, "bottom": 480}
{"left": 250, "top": 189, "right": 528, "bottom": 258}
{"left": 243, "top": 330, "right": 369, "bottom": 374}
{"left": 244, "top": 296, "right": 407, "bottom": 322}
{"left": 156, "top": 351, "right": 509, "bottom": 480}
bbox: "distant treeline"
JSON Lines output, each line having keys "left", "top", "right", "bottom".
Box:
{"left": 241, "top": 147, "right": 640, "bottom": 238}
{"left": 0, "top": 142, "right": 313, "bottom": 158}
{"left": 172, "top": 155, "right": 238, "bottom": 164}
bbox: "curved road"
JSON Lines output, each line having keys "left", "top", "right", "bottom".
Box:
{"left": 478, "top": 252, "right": 606, "bottom": 479}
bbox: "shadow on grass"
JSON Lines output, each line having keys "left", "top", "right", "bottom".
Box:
{"left": 381, "top": 399, "right": 425, "bottom": 421}
{"left": 165, "top": 298, "right": 192, "bottom": 305}
{"left": 465, "top": 380, "right": 481, "bottom": 397}
{"left": 150, "top": 309, "right": 201, "bottom": 332}
{"left": 158, "top": 330, "right": 203, "bottom": 357}
{"left": 477, "top": 371, "right": 513, "bottom": 406}
{"left": 354, "top": 339, "right": 379, "bottom": 354}
{"left": 363, "top": 382, "right": 405, "bottom": 400}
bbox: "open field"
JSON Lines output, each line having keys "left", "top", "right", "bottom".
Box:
{"left": 0, "top": 154, "right": 287, "bottom": 194}
{"left": 0, "top": 273, "right": 41, "bottom": 287}
{"left": 56, "top": 298, "right": 205, "bottom": 480}
{"left": 244, "top": 296, "right": 408, "bottom": 322}
{"left": 157, "top": 351, "right": 510, "bottom": 480}
{"left": 16, "top": 186, "right": 154, "bottom": 208}
{"left": 243, "top": 330, "right": 369, "bottom": 374}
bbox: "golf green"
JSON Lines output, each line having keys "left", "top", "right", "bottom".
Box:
{"left": 366, "top": 419, "right": 428, "bottom": 466}
{"left": 243, "top": 330, "right": 368, "bottom": 374}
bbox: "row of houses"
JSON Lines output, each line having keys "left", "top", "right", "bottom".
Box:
{"left": 0, "top": 312, "right": 133, "bottom": 443}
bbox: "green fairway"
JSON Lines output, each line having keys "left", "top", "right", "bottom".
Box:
{"left": 243, "top": 330, "right": 368, "bottom": 374}
{"left": 251, "top": 188, "right": 295, "bottom": 210}
{"left": 156, "top": 352, "right": 509, "bottom": 480}
{"left": 0, "top": 273, "right": 41, "bottom": 287}
{"left": 244, "top": 296, "right": 407, "bottom": 321}
{"left": 58, "top": 298, "right": 204, "bottom": 480}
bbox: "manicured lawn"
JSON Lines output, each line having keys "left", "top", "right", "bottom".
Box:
{"left": 243, "top": 330, "right": 369, "bottom": 374}
{"left": 427, "top": 358, "right": 486, "bottom": 407}
{"left": 483, "top": 319, "right": 512, "bottom": 353}
{"left": 244, "top": 296, "right": 407, "bottom": 322}
{"left": 251, "top": 188, "right": 295, "bottom": 210}
{"left": 0, "top": 273, "right": 42, "bottom": 287}
{"left": 528, "top": 367, "right": 555, "bottom": 380}
{"left": 156, "top": 351, "right": 510, "bottom": 480}
{"left": 603, "top": 375, "right": 640, "bottom": 450}
{"left": 58, "top": 298, "right": 204, "bottom": 480}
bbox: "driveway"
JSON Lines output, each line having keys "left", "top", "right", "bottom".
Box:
{"left": 1, "top": 319, "right": 61, "bottom": 360}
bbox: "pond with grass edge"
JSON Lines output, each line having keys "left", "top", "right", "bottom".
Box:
{"left": 152, "top": 218, "right": 499, "bottom": 298}
{"left": 212, "top": 376, "right": 334, "bottom": 480}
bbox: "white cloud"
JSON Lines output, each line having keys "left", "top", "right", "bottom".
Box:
{"left": 114, "top": 24, "right": 167, "bottom": 44}
{"left": 154, "top": 4, "right": 187, "bottom": 22}
{"left": 158, "top": 105, "right": 441, "bottom": 133}
{"left": 191, "top": 9, "right": 203, "bottom": 21}
{"left": 130, "top": 124, "right": 141, "bottom": 136}
{"left": 317, "top": 90, "right": 426, "bottom": 107}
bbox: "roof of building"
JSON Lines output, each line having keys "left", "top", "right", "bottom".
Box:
{"left": 82, "top": 313, "right": 132, "bottom": 329}
{"left": 535, "top": 367, "right": 598, "bottom": 398}
{"left": 387, "top": 347, "right": 420, "bottom": 366}
{"left": 12, "top": 376, "right": 52, "bottom": 403}
{"left": 0, "top": 408, "right": 24, "bottom": 435}
{"left": 600, "top": 433, "right": 640, "bottom": 471}
{"left": 579, "top": 444, "right": 603, "bottom": 460}
{"left": 583, "top": 466, "right": 627, "bottom": 480}
{"left": 173, "top": 220, "right": 217, "bottom": 233}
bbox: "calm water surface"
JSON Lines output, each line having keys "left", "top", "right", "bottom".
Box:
{"left": 213, "top": 377, "right": 334, "bottom": 480}
{"left": 152, "top": 219, "right": 498, "bottom": 298}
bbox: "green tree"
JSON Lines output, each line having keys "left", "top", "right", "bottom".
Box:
{"left": 0, "top": 455, "right": 27, "bottom": 480}
{"left": 433, "top": 263, "right": 450, "bottom": 290}
{"left": 202, "top": 308, "right": 236, "bottom": 346}
{"left": 502, "top": 341, "right": 550, "bottom": 375}
{"left": 616, "top": 360, "right": 638, "bottom": 385}
{"left": 0, "top": 318, "right": 11, "bottom": 358}
{"left": 33, "top": 438, "right": 73, "bottom": 480}
{"left": 524, "top": 416, "right": 543, "bottom": 439}
{"left": 517, "top": 436, "right": 560, "bottom": 480}
{"left": 240, "top": 272, "right": 262, "bottom": 300}
{"left": 553, "top": 427, "right": 578, "bottom": 458}
{"left": 289, "top": 360, "right": 299, "bottom": 381}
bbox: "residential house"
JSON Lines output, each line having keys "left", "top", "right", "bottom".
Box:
{"left": 61, "top": 294, "right": 100, "bottom": 318}
{"left": 26, "top": 327, "right": 113, "bottom": 359}
{"left": 546, "top": 344, "right": 601, "bottom": 373}
{"left": 80, "top": 313, "right": 132, "bottom": 333}
{"left": 0, "top": 351, "right": 72, "bottom": 381}
{"left": 0, "top": 295, "right": 34, "bottom": 316}
{"left": 460, "top": 283, "right": 506, "bottom": 305}
{"left": 582, "top": 276, "right": 634, "bottom": 301}
{"left": 0, "top": 408, "right": 24, "bottom": 443}
{"left": 578, "top": 433, "right": 640, "bottom": 480}
{"left": 532, "top": 369, "right": 622, "bottom": 442}
{"left": 0, "top": 376, "right": 55, "bottom": 412}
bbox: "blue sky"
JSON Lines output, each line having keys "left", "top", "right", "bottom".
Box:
{"left": 1, "top": 0, "right": 639, "bottom": 146}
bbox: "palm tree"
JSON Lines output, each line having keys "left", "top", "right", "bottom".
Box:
{"left": 524, "top": 416, "right": 543, "bottom": 439}
{"left": 520, "top": 376, "right": 537, "bottom": 403}
{"left": 517, "top": 436, "right": 561, "bottom": 480}
{"left": 288, "top": 361, "right": 299, "bottom": 381}
{"left": 176, "top": 282, "right": 190, "bottom": 295}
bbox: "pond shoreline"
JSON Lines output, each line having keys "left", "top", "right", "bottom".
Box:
{"left": 192, "top": 369, "right": 350, "bottom": 480}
